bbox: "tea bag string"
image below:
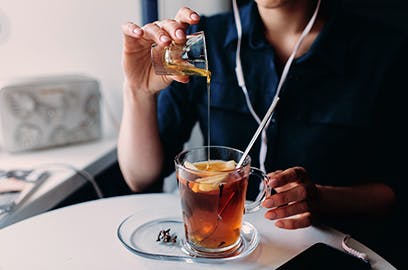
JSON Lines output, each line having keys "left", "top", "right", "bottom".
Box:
{"left": 236, "top": 0, "right": 321, "bottom": 168}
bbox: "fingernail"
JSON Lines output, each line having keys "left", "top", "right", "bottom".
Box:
{"left": 190, "top": 13, "right": 199, "bottom": 20}
{"left": 262, "top": 199, "right": 274, "bottom": 208}
{"left": 268, "top": 178, "right": 278, "bottom": 188}
{"left": 132, "top": 28, "right": 142, "bottom": 35}
{"left": 266, "top": 212, "right": 276, "bottom": 220}
{"left": 160, "top": 35, "right": 170, "bottom": 42}
{"left": 275, "top": 220, "right": 283, "bottom": 227}
{"left": 175, "top": 29, "right": 184, "bottom": 39}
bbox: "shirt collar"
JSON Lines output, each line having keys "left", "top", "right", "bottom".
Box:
{"left": 223, "top": 0, "right": 348, "bottom": 75}
{"left": 224, "top": 1, "right": 269, "bottom": 49}
{"left": 305, "top": 1, "right": 348, "bottom": 75}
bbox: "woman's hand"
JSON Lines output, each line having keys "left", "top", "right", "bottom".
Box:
{"left": 121, "top": 7, "right": 201, "bottom": 95}
{"left": 262, "top": 166, "right": 320, "bottom": 229}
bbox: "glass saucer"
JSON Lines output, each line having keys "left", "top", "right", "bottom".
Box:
{"left": 117, "top": 214, "right": 260, "bottom": 263}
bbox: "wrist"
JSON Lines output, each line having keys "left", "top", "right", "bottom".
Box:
{"left": 314, "top": 184, "right": 353, "bottom": 216}
{"left": 123, "top": 79, "right": 157, "bottom": 103}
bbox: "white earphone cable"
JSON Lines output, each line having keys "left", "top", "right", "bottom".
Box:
{"left": 33, "top": 163, "right": 103, "bottom": 199}
{"left": 232, "top": 0, "right": 268, "bottom": 172}
{"left": 232, "top": 0, "right": 321, "bottom": 172}
{"left": 342, "top": 235, "right": 369, "bottom": 263}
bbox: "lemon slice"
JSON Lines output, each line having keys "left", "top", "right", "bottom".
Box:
{"left": 221, "top": 160, "right": 237, "bottom": 171}
{"left": 194, "top": 173, "right": 227, "bottom": 192}
{"left": 184, "top": 161, "right": 198, "bottom": 170}
{"left": 196, "top": 174, "right": 227, "bottom": 184}
{"left": 184, "top": 159, "right": 237, "bottom": 192}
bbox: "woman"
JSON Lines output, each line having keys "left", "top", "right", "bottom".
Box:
{"left": 118, "top": 1, "right": 407, "bottom": 267}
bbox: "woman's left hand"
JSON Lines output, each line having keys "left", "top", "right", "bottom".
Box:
{"left": 262, "top": 166, "right": 320, "bottom": 229}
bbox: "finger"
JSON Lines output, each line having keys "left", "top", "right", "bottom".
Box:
{"left": 264, "top": 200, "right": 309, "bottom": 220}
{"left": 174, "top": 7, "right": 200, "bottom": 26}
{"left": 274, "top": 212, "right": 313, "bottom": 229}
{"left": 266, "top": 170, "right": 282, "bottom": 188}
{"left": 122, "top": 22, "right": 143, "bottom": 38}
{"left": 142, "top": 22, "right": 172, "bottom": 45}
{"left": 267, "top": 170, "right": 283, "bottom": 179}
{"left": 155, "top": 19, "right": 187, "bottom": 44}
{"left": 171, "top": 75, "right": 190, "bottom": 83}
{"left": 268, "top": 167, "right": 308, "bottom": 188}
{"left": 122, "top": 22, "right": 153, "bottom": 53}
{"left": 292, "top": 166, "right": 309, "bottom": 182}
{"left": 262, "top": 184, "right": 308, "bottom": 208}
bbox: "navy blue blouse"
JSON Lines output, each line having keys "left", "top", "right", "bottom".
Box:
{"left": 156, "top": 1, "right": 408, "bottom": 200}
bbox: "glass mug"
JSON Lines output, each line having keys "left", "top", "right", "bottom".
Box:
{"left": 175, "top": 146, "right": 271, "bottom": 258}
{"left": 151, "top": 31, "right": 210, "bottom": 78}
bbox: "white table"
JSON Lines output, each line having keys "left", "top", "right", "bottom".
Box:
{"left": 0, "top": 135, "right": 118, "bottom": 228}
{"left": 0, "top": 193, "right": 396, "bottom": 269}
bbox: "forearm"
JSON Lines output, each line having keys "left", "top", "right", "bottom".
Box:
{"left": 316, "top": 182, "right": 396, "bottom": 218}
{"left": 118, "top": 81, "right": 164, "bottom": 192}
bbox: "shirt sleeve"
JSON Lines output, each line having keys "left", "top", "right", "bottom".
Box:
{"left": 373, "top": 35, "right": 408, "bottom": 207}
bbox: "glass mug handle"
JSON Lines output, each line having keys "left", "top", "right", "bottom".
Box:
{"left": 245, "top": 167, "right": 273, "bottom": 214}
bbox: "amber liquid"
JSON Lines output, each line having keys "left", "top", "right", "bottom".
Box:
{"left": 165, "top": 63, "right": 211, "bottom": 83}
{"left": 178, "top": 160, "right": 248, "bottom": 251}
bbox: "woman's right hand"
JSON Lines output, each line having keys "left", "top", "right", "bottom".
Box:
{"left": 121, "top": 7, "right": 201, "bottom": 95}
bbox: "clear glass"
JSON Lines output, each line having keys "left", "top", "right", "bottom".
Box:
{"left": 151, "top": 31, "right": 210, "bottom": 78}
{"left": 174, "top": 146, "right": 270, "bottom": 258}
{"left": 116, "top": 146, "right": 270, "bottom": 262}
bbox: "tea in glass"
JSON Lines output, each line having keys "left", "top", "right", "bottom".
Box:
{"left": 178, "top": 159, "right": 248, "bottom": 252}
{"left": 175, "top": 146, "right": 270, "bottom": 257}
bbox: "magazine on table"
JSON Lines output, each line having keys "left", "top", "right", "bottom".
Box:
{"left": 0, "top": 169, "right": 49, "bottom": 220}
